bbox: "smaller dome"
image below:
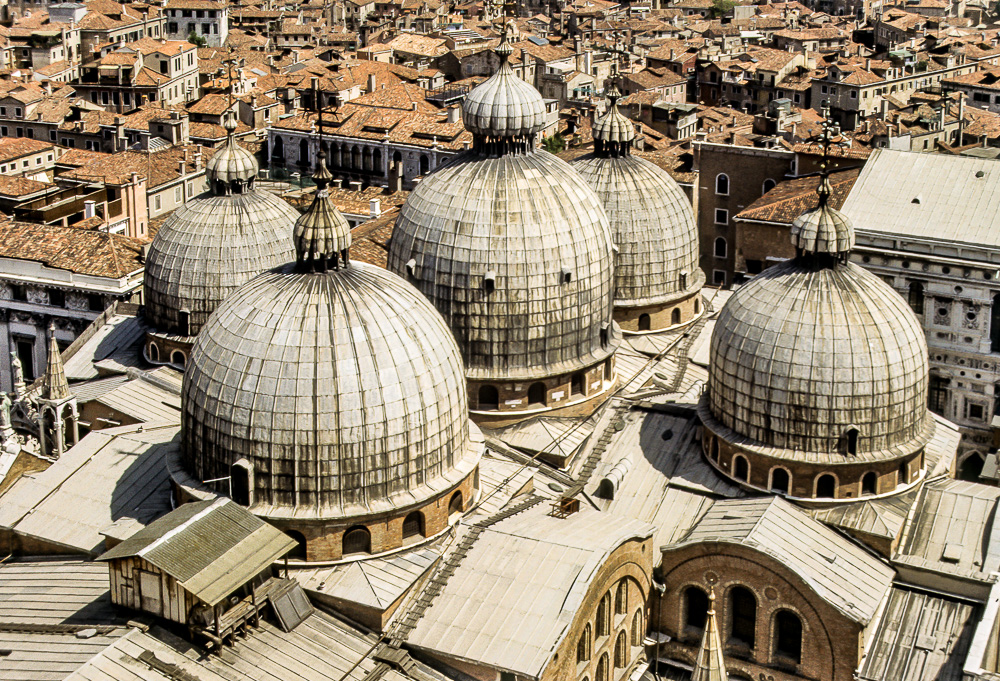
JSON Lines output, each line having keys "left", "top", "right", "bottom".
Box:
{"left": 790, "top": 176, "right": 854, "bottom": 255}
{"left": 593, "top": 86, "right": 635, "bottom": 146}
{"left": 294, "top": 151, "right": 352, "bottom": 271}
{"left": 206, "top": 112, "right": 258, "bottom": 190}
{"left": 462, "top": 39, "right": 547, "bottom": 140}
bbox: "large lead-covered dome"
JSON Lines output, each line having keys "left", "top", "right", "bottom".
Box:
{"left": 389, "top": 34, "right": 617, "bottom": 384}
{"left": 571, "top": 88, "right": 703, "bottom": 313}
{"left": 706, "top": 176, "right": 931, "bottom": 458}
{"left": 144, "top": 113, "right": 297, "bottom": 337}
{"left": 182, "top": 156, "right": 480, "bottom": 520}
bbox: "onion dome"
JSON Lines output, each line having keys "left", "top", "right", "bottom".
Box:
{"left": 181, "top": 155, "right": 480, "bottom": 520}
{"left": 204, "top": 113, "right": 258, "bottom": 192}
{"left": 592, "top": 85, "right": 635, "bottom": 152}
{"left": 461, "top": 36, "right": 547, "bottom": 150}
{"left": 143, "top": 110, "right": 297, "bottom": 337}
{"left": 293, "top": 151, "right": 352, "bottom": 271}
{"left": 571, "top": 88, "right": 703, "bottom": 314}
{"left": 389, "top": 33, "right": 618, "bottom": 386}
{"left": 705, "top": 173, "right": 931, "bottom": 459}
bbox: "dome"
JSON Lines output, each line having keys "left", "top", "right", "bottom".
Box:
{"left": 389, "top": 149, "right": 617, "bottom": 380}
{"left": 591, "top": 85, "right": 635, "bottom": 147}
{"left": 708, "top": 258, "right": 931, "bottom": 455}
{"left": 181, "top": 258, "right": 479, "bottom": 518}
{"left": 705, "top": 172, "right": 931, "bottom": 461}
{"left": 143, "top": 190, "right": 298, "bottom": 336}
{"left": 143, "top": 112, "right": 298, "bottom": 338}
{"left": 571, "top": 88, "right": 702, "bottom": 310}
{"left": 205, "top": 113, "right": 258, "bottom": 190}
{"left": 461, "top": 39, "right": 547, "bottom": 142}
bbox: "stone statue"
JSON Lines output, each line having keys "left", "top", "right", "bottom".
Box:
{"left": 10, "top": 351, "right": 23, "bottom": 385}
{"left": 0, "top": 393, "right": 10, "bottom": 430}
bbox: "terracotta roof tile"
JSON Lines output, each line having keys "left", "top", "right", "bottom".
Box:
{"left": 0, "top": 220, "right": 144, "bottom": 278}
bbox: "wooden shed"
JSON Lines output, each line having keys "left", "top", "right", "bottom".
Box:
{"left": 98, "top": 497, "right": 302, "bottom": 647}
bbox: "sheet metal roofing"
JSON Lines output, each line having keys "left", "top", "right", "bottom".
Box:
{"left": 100, "top": 498, "right": 296, "bottom": 606}
{"left": 858, "top": 585, "right": 979, "bottom": 681}
{"left": 672, "top": 496, "right": 895, "bottom": 624}
{"left": 842, "top": 148, "right": 1000, "bottom": 249}
{"left": 0, "top": 423, "right": 177, "bottom": 555}
{"left": 895, "top": 478, "right": 1000, "bottom": 580}
{"left": 0, "top": 559, "right": 121, "bottom": 626}
{"left": 407, "top": 504, "right": 654, "bottom": 677}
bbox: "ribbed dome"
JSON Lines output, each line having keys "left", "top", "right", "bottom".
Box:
{"left": 294, "top": 151, "right": 352, "bottom": 270}
{"left": 206, "top": 113, "right": 258, "bottom": 191}
{"left": 593, "top": 86, "right": 635, "bottom": 146}
{"left": 571, "top": 153, "right": 702, "bottom": 306}
{"left": 790, "top": 182, "right": 855, "bottom": 255}
{"left": 708, "top": 257, "right": 931, "bottom": 456}
{"left": 389, "top": 150, "right": 618, "bottom": 380}
{"left": 181, "top": 260, "right": 481, "bottom": 519}
{"left": 461, "top": 39, "right": 547, "bottom": 140}
{"left": 143, "top": 191, "right": 298, "bottom": 336}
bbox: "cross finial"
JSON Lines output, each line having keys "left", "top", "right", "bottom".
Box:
{"left": 817, "top": 101, "right": 840, "bottom": 206}
{"left": 223, "top": 48, "right": 239, "bottom": 132}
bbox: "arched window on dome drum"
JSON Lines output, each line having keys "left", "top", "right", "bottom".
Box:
{"left": 170, "top": 350, "right": 186, "bottom": 368}
{"left": 631, "top": 610, "right": 643, "bottom": 646}
{"left": 898, "top": 460, "right": 909, "bottom": 485}
{"left": 596, "top": 592, "right": 611, "bottom": 638}
{"left": 286, "top": 530, "right": 307, "bottom": 560}
{"left": 615, "top": 579, "right": 628, "bottom": 615}
{"left": 710, "top": 437, "right": 720, "bottom": 462}
{"left": 909, "top": 282, "right": 925, "bottom": 316}
{"left": 846, "top": 427, "right": 859, "bottom": 456}
{"left": 596, "top": 654, "right": 609, "bottom": 681}
{"left": 342, "top": 526, "right": 371, "bottom": 556}
{"left": 729, "top": 586, "right": 757, "bottom": 649}
{"left": 862, "top": 472, "right": 878, "bottom": 495}
{"left": 448, "top": 491, "right": 463, "bottom": 519}
{"left": 230, "top": 460, "right": 252, "bottom": 507}
{"left": 773, "top": 610, "right": 802, "bottom": 664}
{"left": 680, "top": 271, "right": 688, "bottom": 289}
{"left": 614, "top": 630, "right": 628, "bottom": 668}
{"left": 638, "top": 313, "right": 651, "bottom": 331}
{"left": 600, "top": 324, "right": 610, "bottom": 348}
{"left": 402, "top": 511, "right": 424, "bottom": 541}
{"left": 572, "top": 373, "right": 585, "bottom": 396}
{"left": 148, "top": 342, "right": 159, "bottom": 362}
{"left": 671, "top": 308, "right": 681, "bottom": 326}
{"left": 528, "top": 382, "right": 547, "bottom": 406}
{"left": 716, "top": 173, "right": 730, "bottom": 195}
{"left": 763, "top": 178, "right": 776, "bottom": 194}
{"left": 815, "top": 474, "right": 836, "bottom": 498}
{"left": 770, "top": 468, "right": 790, "bottom": 495}
{"left": 683, "top": 586, "right": 709, "bottom": 633}
{"left": 178, "top": 309, "right": 191, "bottom": 337}
{"left": 695, "top": 298, "right": 701, "bottom": 315}
{"left": 478, "top": 385, "right": 499, "bottom": 410}
{"left": 714, "top": 237, "right": 727, "bottom": 259}
{"left": 577, "top": 623, "right": 591, "bottom": 662}
{"left": 733, "top": 455, "right": 748, "bottom": 481}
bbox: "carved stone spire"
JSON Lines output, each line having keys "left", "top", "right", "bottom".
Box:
{"left": 692, "top": 588, "right": 728, "bottom": 681}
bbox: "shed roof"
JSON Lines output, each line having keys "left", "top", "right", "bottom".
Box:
{"left": 99, "top": 498, "right": 296, "bottom": 606}
{"left": 672, "top": 496, "right": 895, "bottom": 624}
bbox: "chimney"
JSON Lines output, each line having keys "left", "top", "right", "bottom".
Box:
{"left": 179, "top": 160, "right": 186, "bottom": 176}
{"left": 84, "top": 200, "right": 95, "bottom": 219}
{"left": 330, "top": 178, "right": 342, "bottom": 189}
{"left": 447, "top": 106, "right": 460, "bottom": 124}
{"left": 865, "top": 58, "right": 871, "bottom": 70}
{"left": 369, "top": 197, "right": 381, "bottom": 216}
{"left": 368, "top": 73, "right": 377, "bottom": 92}
{"left": 349, "top": 180, "right": 362, "bottom": 191}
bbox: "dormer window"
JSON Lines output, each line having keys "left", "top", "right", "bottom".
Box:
{"left": 561, "top": 267, "right": 572, "bottom": 284}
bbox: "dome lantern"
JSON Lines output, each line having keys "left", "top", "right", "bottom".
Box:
{"left": 293, "top": 150, "right": 352, "bottom": 272}
{"left": 205, "top": 110, "right": 259, "bottom": 195}
{"left": 461, "top": 30, "right": 548, "bottom": 155}
{"left": 593, "top": 85, "right": 636, "bottom": 158}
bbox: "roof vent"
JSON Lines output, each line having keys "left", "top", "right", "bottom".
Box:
{"left": 977, "top": 170, "right": 986, "bottom": 178}
{"left": 911, "top": 196, "right": 921, "bottom": 204}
